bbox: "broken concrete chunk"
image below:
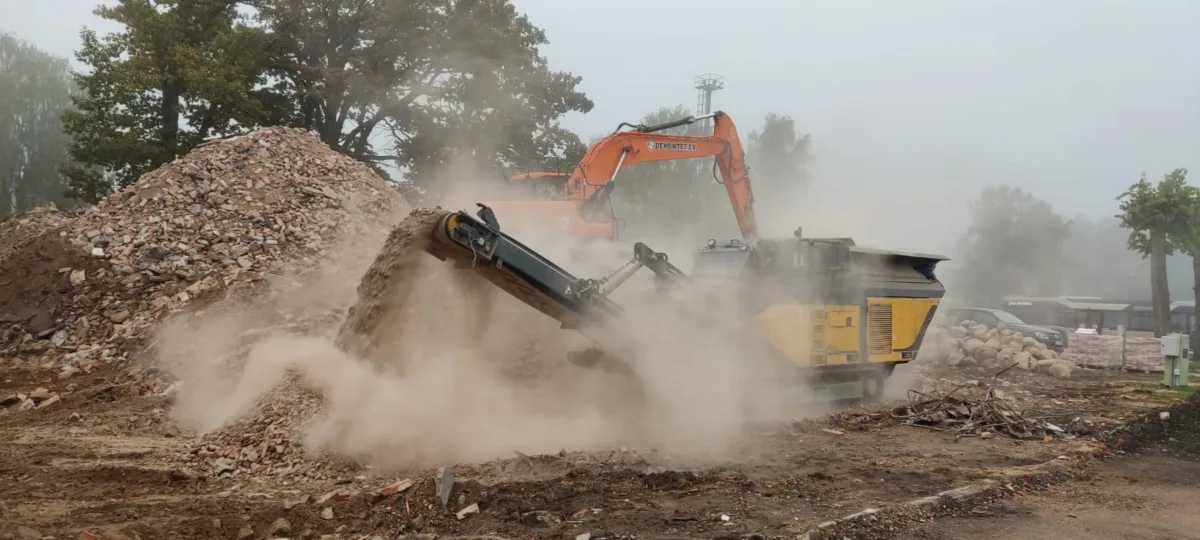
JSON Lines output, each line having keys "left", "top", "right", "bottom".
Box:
{"left": 379, "top": 478, "right": 413, "bottom": 496}
{"left": 282, "top": 494, "right": 312, "bottom": 510}
{"left": 213, "top": 457, "right": 237, "bottom": 475}
{"left": 36, "top": 394, "right": 60, "bottom": 409}
{"left": 456, "top": 503, "right": 480, "bottom": 520}
{"left": 316, "top": 489, "right": 352, "bottom": 505}
{"left": 269, "top": 517, "right": 291, "bottom": 536}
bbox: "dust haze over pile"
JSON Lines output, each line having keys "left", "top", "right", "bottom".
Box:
{"left": 156, "top": 138, "right": 864, "bottom": 472}
{"left": 142, "top": 0, "right": 1200, "bottom": 470}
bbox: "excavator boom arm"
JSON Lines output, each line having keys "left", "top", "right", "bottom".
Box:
{"left": 567, "top": 111, "right": 758, "bottom": 240}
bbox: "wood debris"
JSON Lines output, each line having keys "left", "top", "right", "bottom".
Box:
{"left": 892, "top": 384, "right": 1058, "bottom": 439}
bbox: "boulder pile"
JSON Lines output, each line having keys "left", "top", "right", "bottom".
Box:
{"left": 920, "top": 320, "right": 1077, "bottom": 378}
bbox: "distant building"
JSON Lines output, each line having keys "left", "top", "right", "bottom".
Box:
{"left": 1001, "top": 296, "right": 1195, "bottom": 334}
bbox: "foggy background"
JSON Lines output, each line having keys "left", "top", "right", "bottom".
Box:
{"left": 2, "top": 0, "right": 1199, "bottom": 300}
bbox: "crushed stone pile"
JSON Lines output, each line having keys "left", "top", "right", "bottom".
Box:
{"left": 176, "top": 380, "right": 347, "bottom": 481}
{"left": 0, "top": 126, "right": 406, "bottom": 384}
{"left": 918, "top": 320, "right": 1077, "bottom": 378}
{"left": 335, "top": 207, "right": 444, "bottom": 365}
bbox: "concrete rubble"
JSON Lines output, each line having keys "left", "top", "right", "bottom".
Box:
{"left": 0, "top": 127, "right": 407, "bottom": 414}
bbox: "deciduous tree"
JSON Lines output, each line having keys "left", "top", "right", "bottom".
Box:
{"left": 746, "top": 113, "right": 813, "bottom": 192}
{"left": 1158, "top": 169, "right": 1200, "bottom": 339}
{"left": 956, "top": 186, "right": 1071, "bottom": 307}
{"left": 0, "top": 33, "right": 75, "bottom": 217}
{"left": 1116, "top": 169, "right": 1195, "bottom": 337}
{"left": 254, "top": 0, "right": 593, "bottom": 194}
{"left": 62, "top": 0, "right": 272, "bottom": 202}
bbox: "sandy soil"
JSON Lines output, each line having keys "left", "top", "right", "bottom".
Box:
{"left": 906, "top": 454, "right": 1200, "bottom": 540}
{"left": 0, "top": 359, "right": 1180, "bottom": 540}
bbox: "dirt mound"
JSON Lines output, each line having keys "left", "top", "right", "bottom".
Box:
{"left": 0, "top": 233, "right": 113, "bottom": 348}
{"left": 0, "top": 205, "right": 115, "bottom": 354}
{"left": 0, "top": 204, "right": 76, "bottom": 259}
{"left": 0, "top": 127, "right": 406, "bottom": 375}
{"left": 1107, "top": 391, "right": 1200, "bottom": 460}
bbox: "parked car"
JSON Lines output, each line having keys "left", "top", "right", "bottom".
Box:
{"left": 942, "top": 307, "right": 1068, "bottom": 352}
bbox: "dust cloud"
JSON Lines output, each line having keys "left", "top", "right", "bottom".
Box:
{"left": 157, "top": 120, "right": 932, "bottom": 474}
{"left": 156, "top": 179, "right": 847, "bottom": 473}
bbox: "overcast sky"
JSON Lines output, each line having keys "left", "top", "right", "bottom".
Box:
{"left": 3, "top": 0, "right": 1198, "bottom": 253}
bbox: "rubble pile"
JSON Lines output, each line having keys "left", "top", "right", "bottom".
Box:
{"left": 0, "top": 127, "right": 407, "bottom": 374}
{"left": 175, "top": 380, "right": 359, "bottom": 481}
{"left": 0, "top": 386, "right": 63, "bottom": 412}
{"left": 919, "top": 320, "right": 1077, "bottom": 378}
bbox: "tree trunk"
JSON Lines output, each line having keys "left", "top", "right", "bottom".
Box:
{"left": 1150, "top": 230, "right": 1171, "bottom": 337}
{"left": 160, "top": 80, "right": 184, "bottom": 164}
{"left": 1192, "top": 254, "right": 1200, "bottom": 346}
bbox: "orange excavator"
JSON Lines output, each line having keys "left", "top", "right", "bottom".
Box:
{"left": 484, "top": 111, "right": 758, "bottom": 241}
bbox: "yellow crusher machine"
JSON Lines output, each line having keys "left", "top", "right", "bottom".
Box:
{"left": 420, "top": 111, "right": 949, "bottom": 402}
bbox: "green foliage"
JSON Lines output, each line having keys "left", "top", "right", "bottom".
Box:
{"left": 1114, "top": 169, "right": 1194, "bottom": 336}
{"left": 61, "top": 0, "right": 275, "bottom": 203}
{"left": 0, "top": 33, "right": 75, "bottom": 218}
{"left": 955, "top": 186, "right": 1071, "bottom": 304}
{"left": 1157, "top": 169, "right": 1200, "bottom": 258}
{"left": 746, "top": 113, "right": 813, "bottom": 192}
{"left": 1115, "top": 168, "right": 1195, "bottom": 257}
{"left": 254, "top": 0, "right": 593, "bottom": 191}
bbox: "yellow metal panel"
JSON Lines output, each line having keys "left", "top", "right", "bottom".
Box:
{"left": 755, "top": 304, "right": 815, "bottom": 367}
{"left": 754, "top": 298, "right": 938, "bottom": 368}
{"left": 825, "top": 308, "right": 858, "bottom": 354}
{"left": 865, "top": 297, "right": 939, "bottom": 363}
{"left": 754, "top": 304, "right": 860, "bottom": 368}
